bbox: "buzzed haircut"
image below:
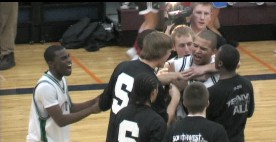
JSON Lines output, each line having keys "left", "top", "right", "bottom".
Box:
{"left": 171, "top": 24, "right": 195, "bottom": 44}
{"left": 44, "top": 45, "right": 65, "bottom": 62}
{"left": 131, "top": 73, "right": 159, "bottom": 105}
{"left": 183, "top": 82, "right": 209, "bottom": 114}
{"left": 218, "top": 44, "right": 240, "bottom": 71}
{"left": 140, "top": 31, "right": 173, "bottom": 61}
{"left": 197, "top": 29, "right": 217, "bottom": 49}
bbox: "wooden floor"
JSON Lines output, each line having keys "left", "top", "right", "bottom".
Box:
{"left": 0, "top": 40, "right": 276, "bottom": 142}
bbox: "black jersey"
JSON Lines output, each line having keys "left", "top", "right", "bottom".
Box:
{"left": 162, "top": 116, "right": 229, "bottom": 142}
{"left": 111, "top": 104, "right": 167, "bottom": 142}
{"left": 99, "top": 59, "right": 168, "bottom": 142}
{"left": 207, "top": 74, "right": 255, "bottom": 142}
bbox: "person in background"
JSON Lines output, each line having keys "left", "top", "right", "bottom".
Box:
{"left": 207, "top": 2, "right": 228, "bottom": 36}
{"left": 162, "top": 82, "right": 229, "bottom": 142}
{"left": 126, "top": 2, "right": 165, "bottom": 60}
{"left": 26, "top": 45, "right": 99, "bottom": 142}
{"left": 190, "top": 2, "right": 239, "bottom": 48}
{"left": 207, "top": 44, "right": 255, "bottom": 142}
{"left": 0, "top": 2, "right": 18, "bottom": 70}
{"left": 111, "top": 73, "right": 167, "bottom": 142}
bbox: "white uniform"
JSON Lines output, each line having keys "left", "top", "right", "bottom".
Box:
{"left": 173, "top": 55, "right": 220, "bottom": 120}
{"left": 173, "top": 55, "right": 219, "bottom": 88}
{"left": 26, "top": 72, "right": 71, "bottom": 142}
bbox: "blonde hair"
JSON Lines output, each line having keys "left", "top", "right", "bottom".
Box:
{"left": 171, "top": 24, "right": 195, "bottom": 45}
{"left": 190, "top": 2, "right": 213, "bottom": 11}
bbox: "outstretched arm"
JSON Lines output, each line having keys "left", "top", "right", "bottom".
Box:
{"left": 46, "top": 95, "right": 101, "bottom": 127}
{"left": 70, "top": 95, "right": 100, "bottom": 113}
{"left": 183, "top": 63, "right": 217, "bottom": 80}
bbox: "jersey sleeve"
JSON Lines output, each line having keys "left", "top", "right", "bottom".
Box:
{"left": 99, "top": 63, "right": 122, "bottom": 111}
{"left": 214, "top": 124, "right": 230, "bottom": 142}
{"left": 246, "top": 80, "right": 255, "bottom": 117}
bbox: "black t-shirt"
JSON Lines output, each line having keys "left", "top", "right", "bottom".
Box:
{"left": 99, "top": 59, "right": 168, "bottom": 142}
{"left": 112, "top": 104, "right": 167, "bottom": 142}
{"left": 207, "top": 74, "right": 255, "bottom": 142}
{"left": 163, "top": 116, "right": 229, "bottom": 142}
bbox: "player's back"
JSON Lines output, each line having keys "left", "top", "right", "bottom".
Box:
{"left": 102, "top": 59, "right": 168, "bottom": 142}
{"left": 112, "top": 104, "right": 167, "bottom": 142}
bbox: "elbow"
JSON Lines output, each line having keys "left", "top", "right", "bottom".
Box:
{"left": 55, "top": 118, "right": 68, "bottom": 127}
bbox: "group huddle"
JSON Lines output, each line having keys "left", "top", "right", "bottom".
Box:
{"left": 26, "top": 2, "right": 254, "bottom": 142}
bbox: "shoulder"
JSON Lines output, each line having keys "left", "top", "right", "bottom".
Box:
{"left": 35, "top": 79, "right": 56, "bottom": 92}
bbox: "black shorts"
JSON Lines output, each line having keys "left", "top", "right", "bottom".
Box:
{"left": 135, "top": 2, "right": 165, "bottom": 15}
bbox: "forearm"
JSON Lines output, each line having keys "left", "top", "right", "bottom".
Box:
{"left": 59, "top": 106, "right": 96, "bottom": 127}
{"left": 167, "top": 99, "right": 179, "bottom": 127}
{"left": 204, "top": 63, "right": 217, "bottom": 73}
{"left": 71, "top": 95, "right": 100, "bottom": 113}
{"left": 158, "top": 72, "right": 184, "bottom": 85}
{"left": 184, "top": 63, "right": 217, "bottom": 80}
{"left": 166, "top": 84, "right": 180, "bottom": 126}
{"left": 47, "top": 104, "right": 97, "bottom": 127}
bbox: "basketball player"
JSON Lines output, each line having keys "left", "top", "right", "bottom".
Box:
{"left": 162, "top": 82, "right": 229, "bottom": 142}
{"left": 207, "top": 44, "right": 255, "bottom": 142}
{"left": 111, "top": 73, "right": 167, "bottom": 142}
{"left": 26, "top": 45, "right": 99, "bottom": 142}
{"left": 91, "top": 31, "right": 181, "bottom": 142}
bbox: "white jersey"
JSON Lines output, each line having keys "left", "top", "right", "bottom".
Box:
{"left": 173, "top": 55, "right": 219, "bottom": 88}
{"left": 26, "top": 72, "right": 71, "bottom": 142}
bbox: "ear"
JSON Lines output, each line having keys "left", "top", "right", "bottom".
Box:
{"left": 48, "top": 61, "right": 55, "bottom": 68}
{"left": 217, "top": 60, "right": 223, "bottom": 68}
{"left": 211, "top": 47, "right": 217, "bottom": 55}
{"left": 172, "top": 45, "right": 177, "bottom": 51}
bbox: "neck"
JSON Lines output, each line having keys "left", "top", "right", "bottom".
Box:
{"left": 219, "top": 69, "right": 237, "bottom": 80}
{"left": 139, "top": 58, "right": 157, "bottom": 69}
{"left": 190, "top": 24, "right": 205, "bottom": 36}
{"left": 187, "top": 112, "right": 206, "bottom": 118}
{"left": 135, "top": 101, "right": 151, "bottom": 107}
{"left": 48, "top": 70, "right": 62, "bottom": 80}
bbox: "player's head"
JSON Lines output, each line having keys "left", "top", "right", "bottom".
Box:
{"left": 192, "top": 29, "right": 217, "bottom": 65}
{"left": 44, "top": 45, "right": 72, "bottom": 77}
{"left": 183, "top": 82, "right": 209, "bottom": 114}
{"left": 190, "top": 2, "right": 213, "bottom": 31}
{"left": 215, "top": 44, "right": 240, "bottom": 71}
{"left": 171, "top": 24, "right": 195, "bottom": 57}
{"left": 131, "top": 73, "right": 159, "bottom": 105}
{"left": 140, "top": 31, "right": 173, "bottom": 68}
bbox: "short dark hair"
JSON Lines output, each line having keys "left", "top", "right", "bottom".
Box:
{"left": 197, "top": 29, "right": 217, "bottom": 50}
{"left": 131, "top": 73, "right": 159, "bottom": 105}
{"left": 183, "top": 82, "right": 209, "bottom": 113}
{"left": 218, "top": 44, "right": 240, "bottom": 71}
{"left": 44, "top": 45, "right": 65, "bottom": 62}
